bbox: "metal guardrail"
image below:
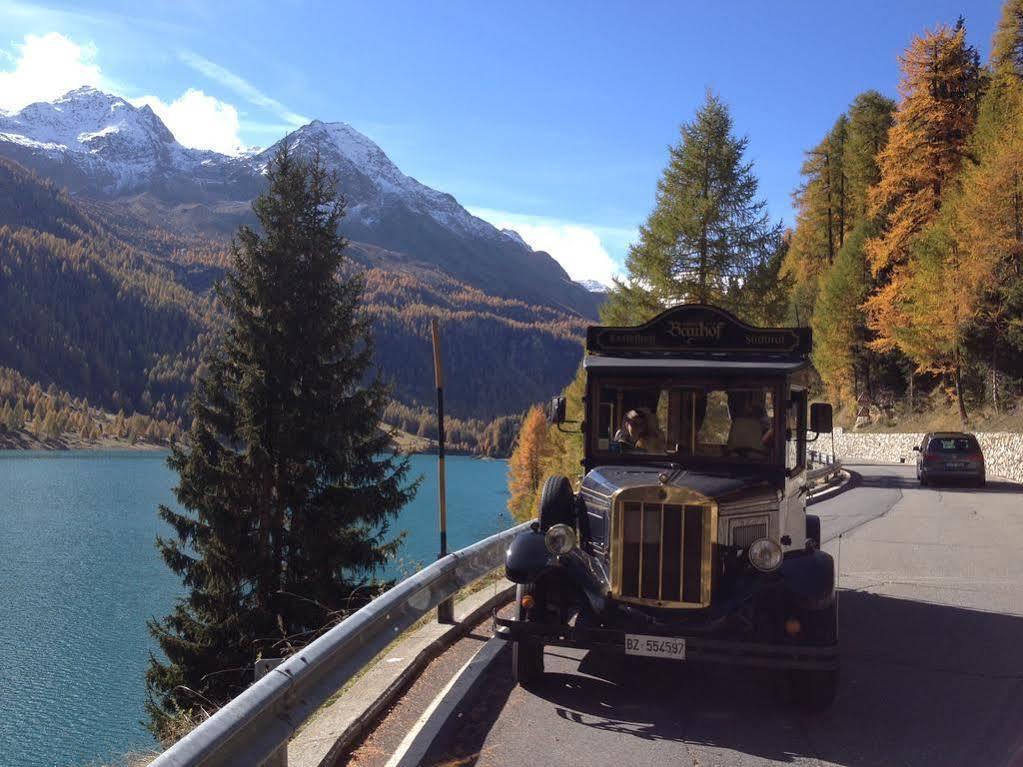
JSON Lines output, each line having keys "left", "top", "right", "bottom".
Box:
{"left": 806, "top": 449, "right": 842, "bottom": 482}
{"left": 150, "top": 520, "right": 531, "bottom": 767}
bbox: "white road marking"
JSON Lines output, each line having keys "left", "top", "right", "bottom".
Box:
{"left": 383, "top": 643, "right": 485, "bottom": 767}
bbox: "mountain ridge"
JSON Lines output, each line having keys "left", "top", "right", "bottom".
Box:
{"left": 0, "top": 87, "right": 601, "bottom": 318}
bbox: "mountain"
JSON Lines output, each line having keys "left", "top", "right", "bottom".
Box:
{"left": 0, "top": 88, "right": 601, "bottom": 435}
{"left": 0, "top": 86, "right": 243, "bottom": 200}
{"left": 0, "top": 88, "right": 600, "bottom": 318}
{"left": 576, "top": 279, "right": 610, "bottom": 293}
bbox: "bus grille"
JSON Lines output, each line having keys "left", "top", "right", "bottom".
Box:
{"left": 615, "top": 501, "right": 712, "bottom": 607}
{"left": 730, "top": 520, "right": 768, "bottom": 549}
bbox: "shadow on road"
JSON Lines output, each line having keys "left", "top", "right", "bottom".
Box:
{"left": 421, "top": 591, "right": 1023, "bottom": 767}
{"left": 852, "top": 472, "right": 1020, "bottom": 494}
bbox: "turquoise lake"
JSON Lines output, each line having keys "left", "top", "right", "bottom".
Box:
{"left": 0, "top": 451, "right": 511, "bottom": 767}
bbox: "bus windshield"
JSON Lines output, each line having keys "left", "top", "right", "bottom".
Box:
{"left": 593, "top": 381, "right": 779, "bottom": 463}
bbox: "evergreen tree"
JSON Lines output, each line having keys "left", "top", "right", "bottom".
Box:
{"left": 732, "top": 233, "right": 793, "bottom": 326}
{"left": 785, "top": 92, "right": 895, "bottom": 326}
{"left": 604, "top": 91, "right": 781, "bottom": 324}
{"left": 145, "top": 145, "right": 417, "bottom": 739}
{"left": 844, "top": 91, "right": 897, "bottom": 225}
{"left": 812, "top": 222, "right": 876, "bottom": 406}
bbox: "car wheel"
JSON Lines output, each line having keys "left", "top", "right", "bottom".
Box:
{"left": 538, "top": 475, "right": 574, "bottom": 531}
{"left": 511, "top": 584, "right": 544, "bottom": 686}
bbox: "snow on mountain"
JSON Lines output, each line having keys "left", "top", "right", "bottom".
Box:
{"left": 0, "top": 87, "right": 601, "bottom": 317}
{"left": 576, "top": 279, "right": 610, "bottom": 293}
{"left": 501, "top": 228, "right": 529, "bottom": 248}
{"left": 0, "top": 87, "right": 528, "bottom": 251}
{"left": 257, "top": 120, "right": 504, "bottom": 243}
{"left": 0, "top": 86, "right": 228, "bottom": 194}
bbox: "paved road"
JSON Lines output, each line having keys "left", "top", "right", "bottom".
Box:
{"left": 416, "top": 464, "right": 1023, "bottom": 767}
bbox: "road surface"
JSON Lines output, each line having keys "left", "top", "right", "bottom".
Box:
{"left": 411, "top": 464, "right": 1023, "bottom": 767}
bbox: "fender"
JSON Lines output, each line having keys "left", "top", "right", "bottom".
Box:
{"left": 504, "top": 532, "right": 608, "bottom": 614}
{"left": 504, "top": 530, "right": 552, "bottom": 583}
{"left": 779, "top": 549, "right": 835, "bottom": 605}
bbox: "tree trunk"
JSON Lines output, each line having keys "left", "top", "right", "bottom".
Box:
{"left": 953, "top": 363, "right": 969, "bottom": 426}
{"left": 991, "top": 326, "right": 1000, "bottom": 414}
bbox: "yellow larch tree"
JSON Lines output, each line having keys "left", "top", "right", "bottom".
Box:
{"left": 863, "top": 22, "right": 982, "bottom": 356}
{"left": 507, "top": 405, "right": 554, "bottom": 522}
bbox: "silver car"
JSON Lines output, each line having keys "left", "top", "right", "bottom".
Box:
{"left": 914, "top": 432, "right": 986, "bottom": 487}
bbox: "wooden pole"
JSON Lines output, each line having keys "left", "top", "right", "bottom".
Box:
{"left": 431, "top": 319, "right": 454, "bottom": 624}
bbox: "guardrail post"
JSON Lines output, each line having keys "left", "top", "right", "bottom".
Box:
{"left": 254, "top": 658, "right": 287, "bottom": 767}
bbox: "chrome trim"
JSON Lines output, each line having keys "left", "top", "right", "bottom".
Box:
{"left": 609, "top": 485, "right": 717, "bottom": 609}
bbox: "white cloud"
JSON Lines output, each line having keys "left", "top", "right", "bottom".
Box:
{"left": 0, "top": 32, "right": 102, "bottom": 112}
{"left": 471, "top": 207, "right": 630, "bottom": 286}
{"left": 132, "top": 89, "right": 244, "bottom": 155}
{"left": 178, "top": 49, "right": 308, "bottom": 127}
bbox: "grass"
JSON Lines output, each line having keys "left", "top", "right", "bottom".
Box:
{"left": 834, "top": 391, "right": 1023, "bottom": 434}
{"left": 89, "top": 563, "right": 513, "bottom": 766}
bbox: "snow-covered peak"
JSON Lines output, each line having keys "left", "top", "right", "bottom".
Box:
{"left": 0, "top": 87, "right": 227, "bottom": 194}
{"left": 264, "top": 120, "right": 512, "bottom": 244}
{"left": 501, "top": 228, "right": 530, "bottom": 248}
{"left": 576, "top": 279, "right": 610, "bottom": 293}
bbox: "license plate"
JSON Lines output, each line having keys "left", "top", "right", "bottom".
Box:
{"left": 625, "top": 634, "right": 686, "bottom": 660}
{"left": 945, "top": 462, "right": 966, "bottom": 470}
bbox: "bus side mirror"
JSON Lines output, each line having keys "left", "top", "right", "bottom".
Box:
{"left": 547, "top": 396, "right": 567, "bottom": 425}
{"left": 810, "top": 403, "right": 833, "bottom": 434}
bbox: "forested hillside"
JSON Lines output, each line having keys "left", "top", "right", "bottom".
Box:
{"left": 0, "top": 156, "right": 585, "bottom": 453}
{"left": 507, "top": 2, "right": 1023, "bottom": 516}
{"left": 787, "top": 11, "right": 1023, "bottom": 423}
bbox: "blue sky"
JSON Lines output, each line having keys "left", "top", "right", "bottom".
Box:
{"left": 0, "top": 0, "right": 1004, "bottom": 283}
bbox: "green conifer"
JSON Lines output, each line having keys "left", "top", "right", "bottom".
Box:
{"left": 604, "top": 91, "right": 781, "bottom": 324}
{"left": 145, "top": 145, "right": 417, "bottom": 739}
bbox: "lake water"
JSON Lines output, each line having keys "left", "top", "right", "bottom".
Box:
{"left": 0, "top": 451, "right": 511, "bottom": 767}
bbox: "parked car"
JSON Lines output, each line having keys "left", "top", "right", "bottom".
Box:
{"left": 914, "top": 432, "right": 986, "bottom": 487}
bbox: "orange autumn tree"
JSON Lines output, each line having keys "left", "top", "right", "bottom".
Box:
{"left": 507, "top": 404, "right": 553, "bottom": 522}
{"left": 953, "top": 0, "right": 1023, "bottom": 410}
{"left": 863, "top": 21, "right": 983, "bottom": 421}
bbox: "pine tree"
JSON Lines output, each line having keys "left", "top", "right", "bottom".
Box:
{"left": 604, "top": 91, "right": 781, "bottom": 325}
{"left": 812, "top": 222, "right": 876, "bottom": 406}
{"left": 844, "top": 91, "right": 897, "bottom": 225}
{"left": 732, "top": 234, "right": 793, "bottom": 326}
{"left": 145, "top": 145, "right": 417, "bottom": 739}
{"left": 788, "top": 116, "right": 849, "bottom": 276}
{"left": 783, "top": 116, "right": 852, "bottom": 322}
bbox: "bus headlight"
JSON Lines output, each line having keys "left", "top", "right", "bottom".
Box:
{"left": 748, "top": 538, "right": 783, "bottom": 572}
{"left": 544, "top": 523, "right": 577, "bottom": 555}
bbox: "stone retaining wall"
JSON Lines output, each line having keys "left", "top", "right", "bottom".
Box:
{"left": 825, "top": 428, "right": 1023, "bottom": 484}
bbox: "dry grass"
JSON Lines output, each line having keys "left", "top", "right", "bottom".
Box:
{"left": 835, "top": 390, "right": 1023, "bottom": 434}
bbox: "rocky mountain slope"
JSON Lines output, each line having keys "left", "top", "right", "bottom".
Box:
{"left": 0, "top": 87, "right": 600, "bottom": 318}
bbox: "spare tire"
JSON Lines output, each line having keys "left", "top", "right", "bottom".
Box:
{"left": 538, "top": 475, "right": 575, "bottom": 531}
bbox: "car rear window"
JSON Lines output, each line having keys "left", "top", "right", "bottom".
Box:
{"left": 928, "top": 437, "right": 978, "bottom": 453}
